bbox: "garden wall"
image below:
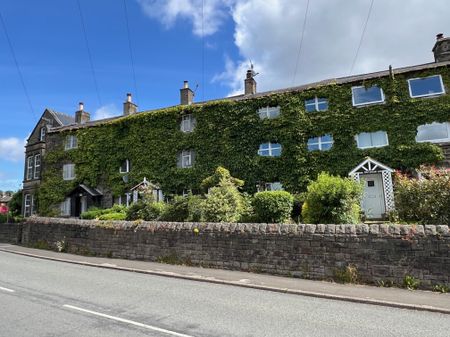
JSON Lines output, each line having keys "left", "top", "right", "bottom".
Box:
{"left": 0, "top": 223, "right": 22, "bottom": 244}
{"left": 6, "top": 217, "right": 450, "bottom": 288}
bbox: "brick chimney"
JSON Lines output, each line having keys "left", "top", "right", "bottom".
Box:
{"left": 180, "top": 81, "right": 194, "bottom": 105}
{"left": 75, "top": 102, "right": 90, "bottom": 124}
{"left": 432, "top": 33, "right": 450, "bottom": 62}
{"left": 244, "top": 69, "right": 256, "bottom": 95}
{"left": 123, "top": 93, "right": 137, "bottom": 116}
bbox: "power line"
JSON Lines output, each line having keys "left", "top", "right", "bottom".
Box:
{"left": 292, "top": 0, "right": 310, "bottom": 86}
{"left": 0, "top": 9, "right": 37, "bottom": 119}
{"left": 123, "top": 0, "right": 139, "bottom": 105}
{"left": 349, "top": 0, "right": 375, "bottom": 75}
{"left": 76, "top": 0, "right": 102, "bottom": 106}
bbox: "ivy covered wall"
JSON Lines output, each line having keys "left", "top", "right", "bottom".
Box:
{"left": 38, "top": 65, "right": 450, "bottom": 214}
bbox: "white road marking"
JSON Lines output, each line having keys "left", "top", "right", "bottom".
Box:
{"left": 63, "top": 304, "right": 195, "bottom": 337}
{"left": 0, "top": 286, "right": 15, "bottom": 293}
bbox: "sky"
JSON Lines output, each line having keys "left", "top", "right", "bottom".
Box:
{"left": 0, "top": 0, "right": 448, "bottom": 191}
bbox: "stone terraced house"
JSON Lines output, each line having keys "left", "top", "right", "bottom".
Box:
{"left": 23, "top": 34, "right": 450, "bottom": 219}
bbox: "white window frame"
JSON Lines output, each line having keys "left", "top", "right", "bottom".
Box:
{"left": 265, "top": 182, "right": 283, "bottom": 191}
{"left": 258, "top": 142, "right": 282, "bottom": 157}
{"left": 63, "top": 164, "right": 75, "bottom": 181}
{"left": 307, "top": 135, "right": 334, "bottom": 151}
{"left": 65, "top": 135, "right": 78, "bottom": 150}
{"left": 31, "top": 195, "right": 36, "bottom": 215}
{"left": 120, "top": 159, "right": 130, "bottom": 173}
{"left": 27, "top": 156, "right": 34, "bottom": 180}
{"left": 24, "top": 194, "right": 31, "bottom": 217}
{"left": 415, "top": 122, "right": 450, "bottom": 143}
{"left": 181, "top": 114, "right": 195, "bottom": 132}
{"left": 408, "top": 75, "right": 445, "bottom": 98}
{"left": 258, "top": 106, "right": 280, "bottom": 119}
{"left": 351, "top": 85, "right": 385, "bottom": 107}
{"left": 34, "top": 154, "right": 41, "bottom": 180}
{"left": 355, "top": 131, "right": 389, "bottom": 149}
{"left": 39, "top": 126, "right": 46, "bottom": 142}
{"left": 304, "top": 97, "right": 328, "bottom": 112}
{"left": 60, "top": 197, "right": 71, "bottom": 216}
{"left": 181, "top": 150, "right": 192, "bottom": 168}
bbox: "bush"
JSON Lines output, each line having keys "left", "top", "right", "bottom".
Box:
{"left": 301, "top": 172, "right": 363, "bottom": 224}
{"left": 394, "top": 166, "right": 450, "bottom": 225}
{"left": 253, "top": 191, "right": 294, "bottom": 223}
{"left": 0, "top": 213, "right": 7, "bottom": 224}
{"left": 81, "top": 205, "right": 127, "bottom": 220}
{"left": 98, "top": 212, "right": 127, "bottom": 221}
{"left": 202, "top": 180, "right": 245, "bottom": 223}
{"left": 8, "top": 190, "right": 22, "bottom": 216}
{"left": 125, "top": 201, "right": 145, "bottom": 221}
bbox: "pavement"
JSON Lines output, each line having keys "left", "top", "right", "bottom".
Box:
{"left": 0, "top": 243, "right": 449, "bottom": 315}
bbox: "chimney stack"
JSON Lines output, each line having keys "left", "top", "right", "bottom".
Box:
{"left": 75, "top": 102, "right": 90, "bottom": 124}
{"left": 244, "top": 69, "right": 257, "bottom": 95}
{"left": 123, "top": 93, "right": 138, "bottom": 116}
{"left": 180, "top": 81, "right": 194, "bottom": 105}
{"left": 432, "top": 33, "right": 450, "bottom": 62}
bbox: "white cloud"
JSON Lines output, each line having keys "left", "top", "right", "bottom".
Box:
{"left": 0, "top": 138, "right": 25, "bottom": 162}
{"left": 217, "top": 0, "right": 449, "bottom": 94}
{"left": 92, "top": 104, "right": 121, "bottom": 120}
{"left": 136, "top": 0, "right": 231, "bottom": 36}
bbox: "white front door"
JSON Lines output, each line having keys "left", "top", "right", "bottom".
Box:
{"left": 360, "top": 173, "right": 385, "bottom": 219}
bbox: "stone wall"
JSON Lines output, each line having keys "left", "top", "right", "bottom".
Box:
{"left": 0, "top": 223, "right": 23, "bottom": 243}
{"left": 7, "top": 218, "right": 450, "bottom": 288}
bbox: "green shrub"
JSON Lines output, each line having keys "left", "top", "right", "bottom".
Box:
{"left": 253, "top": 191, "right": 294, "bottom": 223}
{"left": 98, "top": 212, "right": 127, "bottom": 221}
{"left": 202, "top": 179, "right": 245, "bottom": 223}
{"left": 125, "top": 201, "right": 146, "bottom": 221}
{"left": 0, "top": 213, "right": 7, "bottom": 224}
{"left": 403, "top": 275, "right": 420, "bottom": 290}
{"left": 161, "top": 196, "right": 191, "bottom": 222}
{"left": 301, "top": 172, "right": 363, "bottom": 224}
{"left": 394, "top": 166, "right": 450, "bottom": 225}
{"left": 82, "top": 205, "right": 127, "bottom": 220}
{"left": 8, "top": 190, "right": 22, "bottom": 216}
{"left": 141, "top": 201, "right": 166, "bottom": 221}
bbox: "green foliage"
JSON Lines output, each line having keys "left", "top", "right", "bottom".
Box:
{"left": 202, "top": 179, "right": 245, "bottom": 223}
{"left": 201, "top": 166, "right": 244, "bottom": 191}
{"left": 302, "top": 172, "right": 363, "bottom": 224}
{"left": 394, "top": 167, "right": 450, "bottom": 225}
{"left": 432, "top": 284, "right": 449, "bottom": 293}
{"left": 252, "top": 191, "right": 294, "bottom": 223}
{"left": 403, "top": 275, "right": 420, "bottom": 290}
{"left": 81, "top": 205, "right": 126, "bottom": 220}
{"left": 0, "top": 213, "right": 7, "bottom": 223}
{"left": 334, "top": 264, "right": 358, "bottom": 284}
{"left": 98, "top": 212, "right": 126, "bottom": 221}
{"left": 37, "top": 67, "right": 450, "bottom": 214}
{"left": 162, "top": 194, "right": 204, "bottom": 222}
{"left": 8, "top": 190, "right": 22, "bottom": 216}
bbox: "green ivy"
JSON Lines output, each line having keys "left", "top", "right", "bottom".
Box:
{"left": 38, "top": 66, "right": 450, "bottom": 215}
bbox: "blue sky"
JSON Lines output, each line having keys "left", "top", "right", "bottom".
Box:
{"left": 0, "top": 0, "right": 448, "bottom": 191}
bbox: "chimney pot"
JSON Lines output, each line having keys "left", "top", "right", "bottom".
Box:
{"left": 437, "top": 33, "right": 444, "bottom": 40}
{"left": 123, "top": 93, "right": 137, "bottom": 115}
{"left": 244, "top": 68, "right": 257, "bottom": 95}
{"left": 183, "top": 80, "right": 189, "bottom": 89}
{"left": 433, "top": 32, "right": 450, "bottom": 63}
{"left": 79, "top": 102, "right": 84, "bottom": 111}
{"left": 75, "top": 102, "right": 90, "bottom": 124}
{"left": 126, "top": 93, "right": 132, "bottom": 102}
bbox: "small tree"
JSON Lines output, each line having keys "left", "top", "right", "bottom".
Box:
{"left": 8, "top": 190, "right": 22, "bottom": 217}
{"left": 302, "top": 172, "right": 363, "bottom": 224}
{"left": 253, "top": 191, "right": 294, "bottom": 223}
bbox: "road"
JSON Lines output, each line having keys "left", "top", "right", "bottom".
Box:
{"left": 0, "top": 251, "right": 449, "bottom": 337}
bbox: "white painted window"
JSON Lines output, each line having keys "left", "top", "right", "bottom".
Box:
{"left": 305, "top": 97, "right": 328, "bottom": 112}
{"left": 307, "top": 134, "right": 334, "bottom": 151}
{"left": 39, "top": 127, "right": 46, "bottom": 141}
{"left": 416, "top": 122, "right": 450, "bottom": 143}
{"left": 60, "top": 197, "right": 71, "bottom": 216}
{"left": 179, "top": 150, "right": 194, "bottom": 168}
{"left": 181, "top": 114, "right": 196, "bottom": 132}
{"left": 355, "top": 131, "right": 389, "bottom": 149}
{"left": 24, "top": 194, "right": 31, "bottom": 217}
{"left": 352, "top": 85, "right": 385, "bottom": 106}
{"left": 27, "top": 156, "right": 34, "bottom": 180}
{"left": 261, "top": 182, "right": 283, "bottom": 191}
{"left": 120, "top": 159, "right": 130, "bottom": 173}
{"left": 65, "top": 135, "right": 78, "bottom": 150}
{"left": 408, "top": 75, "right": 445, "bottom": 98}
{"left": 31, "top": 195, "right": 36, "bottom": 215}
{"left": 63, "top": 164, "right": 75, "bottom": 180}
{"left": 34, "top": 154, "right": 41, "bottom": 180}
{"left": 258, "top": 142, "right": 282, "bottom": 157}
{"left": 258, "top": 106, "right": 280, "bottom": 119}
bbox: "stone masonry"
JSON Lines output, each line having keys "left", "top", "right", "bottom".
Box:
{"left": 2, "top": 217, "right": 449, "bottom": 289}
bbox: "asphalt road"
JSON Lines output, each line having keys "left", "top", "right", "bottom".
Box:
{"left": 1, "top": 251, "right": 449, "bottom": 337}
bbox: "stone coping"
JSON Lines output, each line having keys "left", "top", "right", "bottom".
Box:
{"left": 24, "top": 217, "right": 450, "bottom": 237}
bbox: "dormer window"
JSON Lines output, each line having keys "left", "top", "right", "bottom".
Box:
{"left": 65, "top": 135, "right": 78, "bottom": 150}
{"left": 181, "top": 114, "right": 196, "bottom": 133}
{"left": 352, "top": 85, "right": 385, "bottom": 106}
{"left": 305, "top": 97, "right": 328, "bottom": 112}
{"left": 408, "top": 75, "right": 445, "bottom": 98}
{"left": 120, "top": 159, "right": 130, "bottom": 173}
{"left": 39, "top": 126, "right": 46, "bottom": 141}
{"left": 258, "top": 106, "right": 280, "bottom": 119}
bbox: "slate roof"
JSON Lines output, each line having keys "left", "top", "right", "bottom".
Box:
{"left": 48, "top": 109, "right": 76, "bottom": 126}
{"left": 69, "top": 184, "right": 103, "bottom": 197}
{"left": 0, "top": 195, "right": 12, "bottom": 203}
{"left": 49, "top": 60, "right": 450, "bottom": 133}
